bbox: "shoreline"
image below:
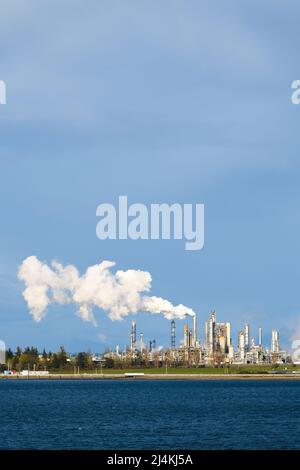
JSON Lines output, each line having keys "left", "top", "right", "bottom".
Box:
{"left": 2, "top": 373, "right": 300, "bottom": 381}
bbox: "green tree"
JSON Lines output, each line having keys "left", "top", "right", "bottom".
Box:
{"left": 76, "top": 352, "right": 89, "bottom": 369}
{"left": 50, "top": 353, "right": 60, "bottom": 369}
{"left": 18, "top": 353, "right": 38, "bottom": 370}
{"left": 15, "top": 347, "right": 22, "bottom": 358}
{"left": 104, "top": 358, "right": 114, "bottom": 369}
{"left": 24, "top": 347, "right": 38, "bottom": 358}
{"left": 57, "top": 346, "right": 68, "bottom": 368}
{"left": 6, "top": 348, "right": 14, "bottom": 370}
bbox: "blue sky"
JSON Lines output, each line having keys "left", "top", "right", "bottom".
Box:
{"left": 0, "top": 0, "right": 300, "bottom": 352}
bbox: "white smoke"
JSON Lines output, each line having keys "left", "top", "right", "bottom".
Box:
{"left": 18, "top": 256, "right": 195, "bottom": 325}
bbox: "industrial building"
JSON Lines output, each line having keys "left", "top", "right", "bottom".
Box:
{"left": 104, "top": 311, "right": 289, "bottom": 367}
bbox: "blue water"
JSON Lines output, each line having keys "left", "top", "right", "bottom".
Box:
{"left": 0, "top": 379, "right": 300, "bottom": 449}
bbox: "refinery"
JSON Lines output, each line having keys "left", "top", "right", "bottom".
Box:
{"left": 104, "top": 311, "right": 289, "bottom": 367}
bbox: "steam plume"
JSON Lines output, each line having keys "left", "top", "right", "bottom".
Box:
{"left": 18, "top": 256, "right": 195, "bottom": 325}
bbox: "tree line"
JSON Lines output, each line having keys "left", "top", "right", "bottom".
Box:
{"left": 2, "top": 346, "right": 109, "bottom": 372}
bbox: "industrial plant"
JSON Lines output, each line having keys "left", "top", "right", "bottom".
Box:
{"left": 104, "top": 311, "right": 289, "bottom": 367}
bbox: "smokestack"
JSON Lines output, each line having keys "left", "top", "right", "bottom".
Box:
{"left": 130, "top": 320, "right": 136, "bottom": 354}
{"left": 171, "top": 320, "right": 176, "bottom": 349}
{"left": 184, "top": 323, "right": 189, "bottom": 349}
{"left": 188, "top": 330, "right": 193, "bottom": 348}
{"left": 258, "top": 327, "right": 262, "bottom": 347}
{"left": 193, "top": 315, "right": 197, "bottom": 347}
{"left": 140, "top": 333, "right": 143, "bottom": 353}
{"left": 244, "top": 323, "right": 249, "bottom": 352}
{"left": 271, "top": 330, "right": 280, "bottom": 353}
{"left": 238, "top": 331, "right": 245, "bottom": 361}
{"left": 130, "top": 334, "right": 133, "bottom": 353}
{"left": 132, "top": 320, "right": 136, "bottom": 343}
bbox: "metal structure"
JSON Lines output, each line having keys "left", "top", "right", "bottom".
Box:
{"left": 258, "top": 326, "right": 262, "bottom": 347}
{"left": 104, "top": 313, "right": 288, "bottom": 368}
{"left": 193, "top": 315, "right": 197, "bottom": 347}
{"left": 271, "top": 330, "right": 280, "bottom": 353}
{"left": 140, "top": 333, "right": 143, "bottom": 353}
{"left": 130, "top": 320, "right": 136, "bottom": 354}
{"left": 171, "top": 320, "right": 176, "bottom": 349}
{"left": 244, "top": 323, "right": 250, "bottom": 352}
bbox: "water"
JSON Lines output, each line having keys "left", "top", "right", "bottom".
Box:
{"left": 0, "top": 379, "right": 299, "bottom": 449}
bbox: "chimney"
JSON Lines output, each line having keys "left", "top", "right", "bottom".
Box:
{"left": 258, "top": 327, "right": 262, "bottom": 347}
{"left": 193, "top": 315, "right": 197, "bottom": 347}
{"left": 184, "top": 323, "right": 189, "bottom": 348}
{"left": 140, "top": 333, "right": 143, "bottom": 353}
